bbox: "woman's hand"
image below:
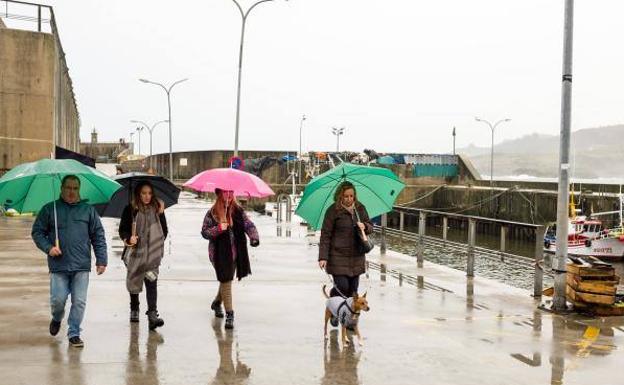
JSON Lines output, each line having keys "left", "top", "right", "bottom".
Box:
{"left": 158, "top": 198, "right": 165, "bottom": 214}
{"left": 356, "top": 222, "right": 366, "bottom": 232}
{"left": 127, "top": 235, "right": 138, "bottom": 246}
{"left": 318, "top": 260, "right": 327, "bottom": 270}
{"left": 220, "top": 222, "right": 229, "bottom": 231}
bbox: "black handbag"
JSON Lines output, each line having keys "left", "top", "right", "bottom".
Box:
{"left": 354, "top": 207, "right": 374, "bottom": 254}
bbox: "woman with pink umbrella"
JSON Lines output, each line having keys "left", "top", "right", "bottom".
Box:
{"left": 189, "top": 168, "right": 272, "bottom": 330}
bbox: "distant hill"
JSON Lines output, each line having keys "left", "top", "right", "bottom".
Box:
{"left": 458, "top": 125, "right": 624, "bottom": 179}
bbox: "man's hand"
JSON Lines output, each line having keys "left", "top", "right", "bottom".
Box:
{"left": 96, "top": 265, "right": 106, "bottom": 275}
{"left": 48, "top": 246, "right": 62, "bottom": 257}
{"left": 319, "top": 260, "right": 327, "bottom": 270}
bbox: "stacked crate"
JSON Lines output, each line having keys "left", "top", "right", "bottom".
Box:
{"left": 566, "top": 259, "right": 620, "bottom": 313}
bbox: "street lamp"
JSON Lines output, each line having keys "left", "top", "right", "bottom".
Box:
{"left": 129, "top": 132, "right": 135, "bottom": 155}
{"left": 298, "top": 114, "right": 306, "bottom": 184}
{"left": 139, "top": 77, "right": 188, "bottom": 181}
{"left": 474, "top": 117, "right": 511, "bottom": 186}
{"left": 452, "top": 126, "right": 456, "bottom": 155}
{"left": 130, "top": 119, "right": 169, "bottom": 169}
{"left": 331, "top": 126, "right": 345, "bottom": 153}
{"left": 229, "top": 0, "right": 282, "bottom": 157}
{"left": 135, "top": 126, "right": 144, "bottom": 156}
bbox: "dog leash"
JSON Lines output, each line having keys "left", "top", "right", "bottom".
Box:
{"left": 324, "top": 272, "right": 371, "bottom": 300}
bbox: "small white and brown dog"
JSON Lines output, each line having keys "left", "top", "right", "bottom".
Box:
{"left": 322, "top": 285, "right": 370, "bottom": 346}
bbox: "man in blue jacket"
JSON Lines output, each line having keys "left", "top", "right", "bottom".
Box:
{"left": 31, "top": 175, "right": 107, "bottom": 348}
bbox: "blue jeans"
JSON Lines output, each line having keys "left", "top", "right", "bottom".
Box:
{"left": 50, "top": 271, "right": 90, "bottom": 338}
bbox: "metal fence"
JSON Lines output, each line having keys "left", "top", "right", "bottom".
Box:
{"left": 375, "top": 206, "right": 548, "bottom": 297}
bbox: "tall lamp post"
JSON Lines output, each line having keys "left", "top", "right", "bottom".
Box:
{"left": 131, "top": 119, "right": 169, "bottom": 170}
{"left": 139, "top": 78, "right": 188, "bottom": 181}
{"left": 298, "top": 114, "right": 306, "bottom": 184}
{"left": 135, "top": 126, "right": 144, "bottom": 156}
{"left": 474, "top": 117, "right": 511, "bottom": 186}
{"left": 229, "top": 0, "right": 281, "bottom": 157}
{"left": 332, "top": 126, "right": 345, "bottom": 153}
{"left": 129, "top": 132, "right": 135, "bottom": 155}
{"left": 552, "top": 0, "right": 575, "bottom": 312}
{"left": 452, "top": 126, "right": 456, "bottom": 155}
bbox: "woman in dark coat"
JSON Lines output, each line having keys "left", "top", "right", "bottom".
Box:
{"left": 119, "top": 181, "right": 168, "bottom": 330}
{"left": 318, "top": 181, "right": 373, "bottom": 298}
{"left": 201, "top": 189, "right": 259, "bottom": 330}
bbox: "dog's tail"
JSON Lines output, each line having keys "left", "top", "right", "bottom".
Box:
{"left": 322, "top": 284, "right": 330, "bottom": 299}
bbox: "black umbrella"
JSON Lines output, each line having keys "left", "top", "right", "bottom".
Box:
{"left": 95, "top": 172, "right": 180, "bottom": 218}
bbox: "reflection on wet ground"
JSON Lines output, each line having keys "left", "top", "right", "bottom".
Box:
{"left": 321, "top": 330, "right": 360, "bottom": 385}
{"left": 210, "top": 319, "right": 251, "bottom": 385}
{"left": 1, "top": 193, "right": 624, "bottom": 385}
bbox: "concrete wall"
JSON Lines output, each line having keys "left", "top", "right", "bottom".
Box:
{"left": 0, "top": 26, "right": 79, "bottom": 171}
{"left": 124, "top": 150, "right": 295, "bottom": 179}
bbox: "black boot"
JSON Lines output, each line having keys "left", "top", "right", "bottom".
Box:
{"left": 211, "top": 300, "right": 224, "bottom": 318}
{"left": 225, "top": 311, "right": 234, "bottom": 330}
{"left": 146, "top": 310, "right": 164, "bottom": 330}
{"left": 130, "top": 310, "right": 140, "bottom": 323}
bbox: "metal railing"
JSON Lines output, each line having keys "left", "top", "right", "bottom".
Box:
{"left": 376, "top": 206, "right": 547, "bottom": 297}
{"left": 276, "top": 193, "right": 292, "bottom": 223}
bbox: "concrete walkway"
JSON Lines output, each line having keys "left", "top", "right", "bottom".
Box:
{"left": 1, "top": 192, "right": 623, "bottom": 385}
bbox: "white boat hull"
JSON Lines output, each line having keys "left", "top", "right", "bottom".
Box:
{"left": 544, "top": 236, "right": 624, "bottom": 261}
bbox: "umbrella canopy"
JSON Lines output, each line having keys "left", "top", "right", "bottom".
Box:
{"left": 95, "top": 172, "right": 181, "bottom": 218}
{"left": 0, "top": 158, "right": 121, "bottom": 213}
{"left": 295, "top": 163, "right": 405, "bottom": 230}
{"left": 184, "top": 168, "right": 274, "bottom": 198}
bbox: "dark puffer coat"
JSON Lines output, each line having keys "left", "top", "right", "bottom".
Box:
{"left": 318, "top": 202, "right": 373, "bottom": 276}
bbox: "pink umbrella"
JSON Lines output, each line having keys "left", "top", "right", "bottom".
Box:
{"left": 184, "top": 168, "right": 274, "bottom": 198}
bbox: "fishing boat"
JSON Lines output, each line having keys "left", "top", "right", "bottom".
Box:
{"left": 544, "top": 194, "right": 624, "bottom": 261}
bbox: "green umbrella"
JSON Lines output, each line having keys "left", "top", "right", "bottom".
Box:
{"left": 0, "top": 158, "right": 121, "bottom": 248}
{"left": 0, "top": 158, "right": 121, "bottom": 213}
{"left": 295, "top": 163, "right": 405, "bottom": 230}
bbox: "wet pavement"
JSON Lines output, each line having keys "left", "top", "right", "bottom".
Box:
{"left": 1, "top": 192, "right": 624, "bottom": 385}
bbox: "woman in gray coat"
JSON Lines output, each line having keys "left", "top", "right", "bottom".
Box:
{"left": 119, "top": 181, "right": 168, "bottom": 330}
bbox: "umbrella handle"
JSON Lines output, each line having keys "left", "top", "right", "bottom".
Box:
{"left": 53, "top": 177, "right": 59, "bottom": 249}
{"left": 359, "top": 227, "right": 368, "bottom": 242}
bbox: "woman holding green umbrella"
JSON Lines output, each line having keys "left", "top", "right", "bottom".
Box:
{"left": 318, "top": 181, "right": 373, "bottom": 299}
{"left": 296, "top": 162, "right": 405, "bottom": 302}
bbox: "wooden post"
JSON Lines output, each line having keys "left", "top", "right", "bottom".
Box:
{"left": 417, "top": 212, "right": 426, "bottom": 268}
{"left": 534, "top": 225, "right": 545, "bottom": 297}
{"left": 380, "top": 213, "right": 388, "bottom": 255}
{"left": 467, "top": 218, "right": 476, "bottom": 277}
{"left": 500, "top": 226, "right": 507, "bottom": 253}
{"left": 380, "top": 263, "right": 387, "bottom": 282}
{"left": 399, "top": 211, "right": 405, "bottom": 241}
{"left": 398, "top": 272, "right": 403, "bottom": 286}
{"left": 442, "top": 216, "right": 448, "bottom": 241}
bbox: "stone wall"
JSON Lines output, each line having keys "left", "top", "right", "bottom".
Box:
{"left": 0, "top": 23, "right": 79, "bottom": 171}
{"left": 0, "top": 28, "right": 56, "bottom": 169}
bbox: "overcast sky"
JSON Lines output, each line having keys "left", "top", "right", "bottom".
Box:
{"left": 28, "top": 1, "right": 624, "bottom": 155}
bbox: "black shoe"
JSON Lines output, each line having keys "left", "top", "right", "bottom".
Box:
{"left": 130, "top": 310, "right": 140, "bottom": 323}
{"left": 69, "top": 336, "right": 84, "bottom": 348}
{"left": 146, "top": 310, "right": 164, "bottom": 330}
{"left": 211, "top": 300, "right": 224, "bottom": 318}
{"left": 225, "top": 311, "right": 234, "bottom": 330}
{"left": 330, "top": 316, "right": 338, "bottom": 328}
{"left": 49, "top": 320, "right": 61, "bottom": 336}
